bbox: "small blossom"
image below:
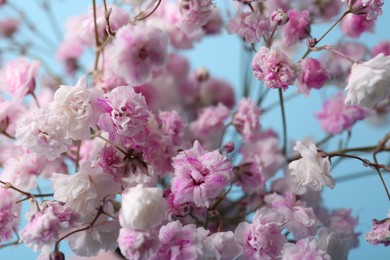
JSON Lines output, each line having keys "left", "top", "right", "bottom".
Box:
{"left": 110, "top": 24, "right": 169, "bottom": 85}
{"left": 327, "top": 208, "right": 360, "bottom": 248}
{"left": 289, "top": 141, "right": 335, "bottom": 191}
{"left": 349, "top": 0, "right": 384, "bottom": 20}
{"left": 232, "top": 98, "right": 261, "bottom": 140}
{"left": 178, "top": 0, "right": 214, "bottom": 33}
{"left": 52, "top": 76, "right": 103, "bottom": 140}
{"left": 0, "top": 189, "right": 19, "bottom": 243}
{"left": 252, "top": 47, "right": 302, "bottom": 90}
{"left": 226, "top": 10, "right": 271, "bottom": 44}
{"left": 203, "top": 231, "right": 243, "bottom": 260}
{"left": 345, "top": 54, "right": 390, "bottom": 108}
{"left": 271, "top": 9, "right": 289, "bottom": 26}
{"left": 15, "top": 108, "right": 70, "bottom": 161}
{"left": 372, "top": 41, "right": 390, "bottom": 57}
{"left": 282, "top": 10, "right": 311, "bottom": 46}
{"left": 297, "top": 58, "right": 329, "bottom": 95}
{"left": 98, "top": 86, "right": 150, "bottom": 148}
{"left": 0, "top": 18, "right": 19, "bottom": 37}
{"left": 157, "top": 220, "right": 209, "bottom": 259}
{"left": 235, "top": 208, "right": 286, "bottom": 259}
{"left": 366, "top": 212, "right": 390, "bottom": 246}
{"left": 281, "top": 237, "right": 331, "bottom": 260}
{"left": 118, "top": 228, "right": 160, "bottom": 259}
{"left": 119, "top": 184, "right": 167, "bottom": 230}
{"left": 340, "top": 13, "right": 375, "bottom": 38}
{"left": 171, "top": 140, "right": 233, "bottom": 207}
{"left": 316, "top": 92, "right": 367, "bottom": 134}
{"left": 0, "top": 58, "right": 40, "bottom": 101}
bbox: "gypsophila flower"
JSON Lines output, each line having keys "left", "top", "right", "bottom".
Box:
{"left": 366, "top": 211, "right": 390, "bottom": 246}
{"left": 123, "top": 0, "right": 157, "bottom": 15}
{"left": 178, "top": 0, "right": 214, "bottom": 33}
{"left": 232, "top": 98, "right": 261, "bottom": 141}
{"left": 119, "top": 184, "right": 167, "bottom": 230}
{"left": 252, "top": 47, "right": 302, "bottom": 90}
{"left": 297, "top": 58, "right": 329, "bottom": 95}
{"left": 171, "top": 140, "right": 233, "bottom": 207}
{"left": 281, "top": 237, "right": 331, "bottom": 260}
{"left": 203, "top": 231, "right": 243, "bottom": 259}
{"left": 118, "top": 228, "right": 160, "bottom": 259}
{"left": 289, "top": 141, "right": 335, "bottom": 191}
{"left": 345, "top": 54, "right": 390, "bottom": 108}
{"left": 282, "top": 10, "right": 311, "bottom": 46}
{"left": 0, "top": 189, "right": 19, "bottom": 243}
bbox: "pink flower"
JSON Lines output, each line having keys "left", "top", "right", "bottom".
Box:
{"left": 97, "top": 145, "right": 125, "bottom": 183}
{"left": 233, "top": 98, "right": 261, "bottom": 140}
{"left": 349, "top": 0, "right": 383, "bottom": 20}
{"left": 327, "top": 208, "right": 360, "bottom": 248}
{"left": 366, "top": 212, "right": 390, "bottom": 246}
{"left": 110, "top": 24, "right": 169, "bottom": 85}
{"left": 171, "top": 140, "right": 233, "bottom": 207}
{"left": 297, "top": 58, "right": 328, "bottom": 95}
{"left": 190, "top": 103, "right": 230, "bottom": 139}
{"left": 282, "top": 10, "right": 311, "bottom": 46}
{"left": 281, "top": 237, "right": 331, "bottom": 260}
{"left": 158, "top": 110, "right": 185, "bottom": 146}
{"left": 203, "top": 231, "right": 243, "bottom": 259}
{"left": 372, "top": 41, "right": 390, "bottom": 57}
{"left": 251, "top": 47, "right": 302, "bottom": 90}
{"left": 306, "top": 0, "right": 342, "bottom": 21}
{"left": 340, "top": 13, "right": 375, "bottom": 38}
{"left": 118, "top": 228, "right": 160, "bottom": 259}
{"left": 264, "top": 192, "right": 319, "bottom": 239}
{"left": 178, "top": 0, "right": 214, "bottom": 33}
{"left": 0, "top": 189, "right": 19, "bottom": 243}
{"left": 226, "top": 10, "right": 271, "bottom": 44}
{"left": 316, "top": 92, "right": 367, "bottom": 134}
{"left": 56, "top": 40, "right": 84, "bottom": 74}
{"left": 98, "top": 86, "right": 150, "bottom": 148}
{"left": 157, "top": 220, "right": 208, "bottom": 259}
{"left": 0, "top": 58, "right": 40, "bottom": 101}
{"left": 235, "top": 208, "right": 287, "bottom": 259}
{"left": 199, "top": 78, "right": 235, "bottom": 108}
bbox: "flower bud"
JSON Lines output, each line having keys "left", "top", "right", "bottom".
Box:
{"left": 49, "top": 251, "right": 65, "bottom": 260}
{"left": 223, "top": 141, "right": 235, "bottom": 153}
{"left": 195, "top": 68, "right": 210, "bottom": 82}
{"left": 271, "top": 9, "right": 289, "bottom": 26}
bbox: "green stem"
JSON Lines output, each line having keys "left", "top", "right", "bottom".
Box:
{"left": 279, "top": 89, "right": 287, "bottom": 156}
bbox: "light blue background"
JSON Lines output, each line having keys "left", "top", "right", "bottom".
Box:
{"left": 0, "top": 0, "right": 389, "bottom": 259}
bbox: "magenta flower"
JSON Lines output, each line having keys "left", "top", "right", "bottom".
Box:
{"left": 282, "top": 10, "right": 311, "bottom": 46}
{"left": 251, "top": 47, "right": 301, "bottom": 90}
{"left": 297, "top": 58, "right": 329, "bottom": 95}
{"left": 371, "top": 41, "right": 390, "bottom": 57}
{"left": 316, "top": 92, "right": 367, "bottom": 134}
{"left": 171, "top": 140, "right": 233, "bottom": 207}
{"left": 340, "top": 13, "right": 375, "bottom": 38}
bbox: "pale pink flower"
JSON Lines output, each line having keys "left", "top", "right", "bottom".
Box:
{"left": 178, "top": 0, "right": 214, "bottom": 33}
{"left": 52, "top": 162, "right": 119, "bottom": 215}
{"left": 235, "top": 208, "right": 286, "bottom": 259}
{"left": 56, "top": 40, "right": 84, "bottom": 74}
{"left": 233, "top": 98, "right": 261, "bottom": 140}
{"left": 123, "top": 0, "right": 157, "bottom": 15}
{"left": 157, "top": 220, "right": 209, "bottom": 259}
{"left": 110, "top": 24, "right": 169, "bottom": 85}
{"left": 366, "top": 211, "right": 390, "bottom": 246}
{"left": 52, "top": 76, "right": 103, "bottom": 140}
{"left": 345, "top": 54, "right": 390, "bottom": 108}
{"left": 316, "top": 228, "right": 350, "bottom": 260}
{"left": 297, "top": 58, "right": 328, "bottom": 95}
{"left": 199, "top": 78, "right": 235, "bottom": 108}
{"left": 372, "top": 41, "right": 390, "bottom": 57}
{"left": 190, "top": 103, "right": 230, "bottom": 138}
{"left": 264, "top": 192, "right": 319, "bottom": 239}
{"left": 118, "top": 228, "right": 160, "bottom": 259}
{"left": 202, "top": 8, "right": 223, "bottom": 35}
{"left": 226, "top": 10, "right": 271, "bottom": 44}
{"left": 282, "top": 10, "right": 311, "bottom": 47}
{"left": 171, "top": 140, "right": 233, "bottom": 207}
{"left": 316, "top": 92, "right": 367, "bottom": 134}
{"left": 203, "top": 231, "right": 243, "bottom": 260}
{"left": 0, "top": 58, "right": 40, "bottom": 101}
{"left": 281, "top": 237, "right": 331, "bottom": 260}
{"left": 349, "top": 0, "right": 383, "bottom": 20}
{"left": 158, "top": 110, "right": 185, "bottom": 146}
{"left": 327, "top": 208, "right": 360, "bottom": 248}
{"left": 98, "top": 86, "right": 150, "bottom": 148}
{"left": 119, "top": 184, "right": 167, "bottom": 230}
{"left": 15, "top": 108, "right": 70, "bottom": 161}
{"left": 0, "top": 18, "right": 19, "bottom": 37}
{"left": 68, "top": 219, "right": 120, "bottom": 257}
{"left": 289, "top": 141, "right": 335, "bottom": 191}
{"left": 0, "top": 189, "right": 19, "bottom": 243}
{"left": 340, "top": 13, "right": 375, "bottom": 38}
{"left": 252, "top": 47, "right": 302, "bottom": 90}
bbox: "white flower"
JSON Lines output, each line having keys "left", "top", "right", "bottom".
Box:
{"left": 15, "top": 108, "right": 70, "bottom": 161}
{"left": 289, "top": 141, "right": 335, "bottom": 191}
{"left": 123, "top": 0, "right": 157, "bottom": 15}
{"left": 345, "top": 54, "right": 390, "bottom": 108}
{"left": 119, "top": 184, "right": 167, "bottom": 230}
{"left": 51, "top": 162, "right": 119, "bottom": 215}
{"left": 52, "top": 76, "right": 103, "bottom": 140}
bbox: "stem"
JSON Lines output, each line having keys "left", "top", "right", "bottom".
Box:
{"left": 218, "top": 123, "right": 232, "bottom": 149}
{"left": 1, "top": 131, "right": 15, "bottom": 140}
{"left": 95, "top": 135, "right": 127, "bottom": 155}
{"left": 316, "top": 134, "right": 334, "bottom": 147}
{"left": 31, "top": 92, "right": 41, "bottom": 108}
{"left": 262, "top": 92, "right": 298, "bottom": 113}
{"left": 278, "top": 89, "right": 287, "bottom": 156}
{"left": 300, "top": 10, "right": 350, "bottom": 61}
{"left": 0, "top": 180, "right": 31, "bottom": 197}
{"left": 134, "top": 0, "right": 162, "bottom": 21}
{"left": 75, "top": 140, "right": 82, "bottom": 172}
